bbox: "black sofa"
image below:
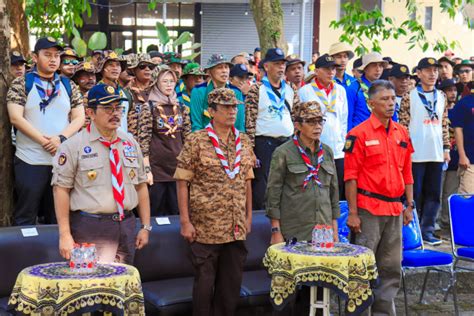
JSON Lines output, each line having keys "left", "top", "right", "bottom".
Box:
{"left": 0, "top": 211, "right": 272, "bottom": 316}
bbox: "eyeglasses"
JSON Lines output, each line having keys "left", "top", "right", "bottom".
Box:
{"left": 301, "top": 118, "right": 326, "bottom": 126}
{"left": 99, "top": 105, "right": 125, "bottom": 114}
{"left": 458, "top": 69, "right": 472, "bottom": 74}
{"left": 62, "top": 59, "right": 79, "bottom": 66}
{"left": 160, "top": 79, "right": 176, "bottom": 86}
{"left": 138, "top": 64, "right": 156, "bottom": 71}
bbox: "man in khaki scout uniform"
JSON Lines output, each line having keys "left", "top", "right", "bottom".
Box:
{"left": 52, "top": 83, "right": 151, "bottom": 264}
{"left": 175, "top": 88, "right": 254, "bottom": 316}
{"left": 266, "top": 101, "right": 340, "bottom": 316}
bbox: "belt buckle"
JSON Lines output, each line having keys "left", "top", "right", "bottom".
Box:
{"left": 112, "top": 214, "right": 120, "bottom": 221}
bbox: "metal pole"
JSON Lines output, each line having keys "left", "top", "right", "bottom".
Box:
{"left": 299, "top": 0, "right": 306, "bottom": 60}
{"left": 163, "top": 2, "right": 167, "bottom": 25}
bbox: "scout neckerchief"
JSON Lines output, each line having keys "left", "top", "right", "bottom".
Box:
{"left": 205, "top": 122, "right": 241, "bottom": 179}
{"left": 178, "top": 81, "right": 191, "bottom": 104}
{"left": 153, "top": 101, "right": 181, "bottom": 138}
{"left": 357, "top": 76, "right": 371, "bottom": 112}
{"left": 416, "top": 85, "right": 438, "bottom": 121}
{"left": 293, "top": 135, "right": 324, "bottom": 189}
{"left": 87, "top": 124, "right": 125, "bottom": 221}
{"left": 311, "top": 79, "right": 337, "bottom": 113}
{"left": 33, "top": 71, "right": 61, "bottom": 114}
{"left": 262, "top": 75, "right": 287, "bottom": 120}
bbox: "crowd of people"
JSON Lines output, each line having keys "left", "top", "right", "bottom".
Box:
{"left": 5, "top": 35, "right": 474, "bottom": 315}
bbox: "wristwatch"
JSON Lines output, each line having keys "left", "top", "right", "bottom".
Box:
{"left": 145, "top": 166, "right": 152, "bottom": 174}
{"left": 140, "top": 224, "right": 152, "bottom": 232}
{"left": 58, "top": 135, "right": 67, "bottom": 143}
{"left": 405, "top": 200, "right": 416, "bottom": 210}
{"left": 271, "top": 227, "right": 280, "bottom": 234}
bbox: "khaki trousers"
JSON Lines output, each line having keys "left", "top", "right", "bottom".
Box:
{"left": 458, "top": 165, "right": 474, "bottom": 194}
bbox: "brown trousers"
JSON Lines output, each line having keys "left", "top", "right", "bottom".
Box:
{"left": 355, "top": 209, "right": 402, "bottom": 316}
{"left": 189, "top": 240, "right": 248, "bottom": 316}
{"left": 70, "top": 212, "right": 137, "bottom": 264}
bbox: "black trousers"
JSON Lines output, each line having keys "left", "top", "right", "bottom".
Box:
{"left": 149, "top": 181, "right": 179, "bottom": 216}
{"left": 13, "top": 157, "right": 56, "bottom": 226}
{"left": 335, "top": 158, "right": 345, "bottom": 201}
{"left": 189, "top": 241, "right": 248, "bottom": 316}
{"left": 252, "top": 136, "right": 289, "bottom": 210}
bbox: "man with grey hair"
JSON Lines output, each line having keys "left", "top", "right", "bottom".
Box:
{"left": 344, "top": 80, "right": 415, "bottom": 314}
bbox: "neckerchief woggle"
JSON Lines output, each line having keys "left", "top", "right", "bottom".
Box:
{"left": 262, "top": 76, "right": 287, "bottom": 120}
{"left": 293, "top": 135, "right": 324, "bottom": 190}
{"left": 357, "top": 77, "right": 371, "bottom": 113}
{"left": 311, "top": 80, "right": 337, "bottom": 113}
{"left": 205, "top": 122, "right": 241, "bottom": 179}
{"left": 416, "top": 85, "right": 438, "bottom": 121}
{"left": 33, "top": 70, "right": 61, "bottom": 114}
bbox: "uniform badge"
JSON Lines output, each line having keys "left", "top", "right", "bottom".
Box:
{"left": 343, "top": 135, "right": 357, "bottom": 153}
{"left": 129, "top": 169, "right": 136, "bottom": 180}
{"left": 123, "top": 144, "right": 138, "bottom": 161}
{"left": 58, "top": 153, "right": 67, "bottom": 166}
{"left": 275, "top": 48, "right": 283, "bottom": 56}
{"left": 428, "top": 58, "right": 435, "bottom": 65}
{"left": 47, "top": 37, "right": 56, "bottom": 43}
{"left": 203, "top": 110, "right": 211, "bottom": 118}
{"left": 84, "top": 146, "right": 92, "bottom": 154}
{"left": 84, "top": 62, "right": 92, "bottom": 70}
{"left": 87, "top": 170, "right": 97, "bottom": 180}
{"left": 13, "top": 51, "right": 20, "bottom": 57}
{"left": 109, "top": 52, "right": 118, "bottom": 59}
{"left": 106, "top": 86, "right": 115, "bottom": 94}
{"left": 400, "top": 66, "right": 407, "bottom": 73}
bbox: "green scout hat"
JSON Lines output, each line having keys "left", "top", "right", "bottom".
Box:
{"left": 181, "top": 62, "right": 207, "bottom": 77}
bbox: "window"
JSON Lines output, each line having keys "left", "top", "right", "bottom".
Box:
{"left": 339, "top": 0, "right": 383, "bottom": 20}
{"left": 424, "top": 6, "right": 433, "bottom": 30}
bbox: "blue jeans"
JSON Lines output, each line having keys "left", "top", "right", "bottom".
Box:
{"left": 412, "top": 162, "right": 443, "bottom": 237}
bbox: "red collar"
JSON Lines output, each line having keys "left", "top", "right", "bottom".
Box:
{"left": 315, "top": 79, "right": 334, "bottom": 95}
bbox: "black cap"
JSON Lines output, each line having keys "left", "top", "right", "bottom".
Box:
{"left": 10, "top": 51, "right": 26, "bottom": 64}
{"left": 438, "top": 56, "right": 455, "bottom": 67}
{"left": 263, "top": 48, "right": 287, "bottom": 63}
{"left": 230, "top": 63, "right": 251, "bottom": 77}
{"left": 88, "top": 84, "right": 127, "bottom": 108}
{"left": 417, "top": 57, "right": 439, "bottom": 69}
{"left": 389, "top": 64, "right": 410, "bottom": 78}
{"left": 34, "top": 37, "right": 63, "bottom": 53}
{"left": 437, "top": 79, "right": 457, "bottom": 91}
{"left": 315, "top": 54, "right": 339, "bottom": 68}
{"left": 286, "top": 54, "right": 306, "bottom": 68}
{"left": 353, "top": 57, "right": 362, "bottom": 69}
{"left": 149, "top": 51, "right": 164, "bottom": 59}
{"left": 254, "top": 47, "right": 261, "bottom": 52}
{"left": 92, "top": 50, "right": 104, "bottom": 56}
{"left": 383, "top": 56, "right": 395, "bottom": 64}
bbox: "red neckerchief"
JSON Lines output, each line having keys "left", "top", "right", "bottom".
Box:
{"left": 315, "top": 79, "right": 334, "bottom": 96}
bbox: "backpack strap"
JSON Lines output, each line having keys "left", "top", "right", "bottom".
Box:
{"left": 25, "top": 72, "right": 35, "bottom": 96}
{"left": 60, "top": 76, "right": 73, "bottom": 99}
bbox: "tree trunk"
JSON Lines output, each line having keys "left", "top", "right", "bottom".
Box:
{"left": 0, "top": 0, "right": 14, "bottom": 227}
{"left": 250, "top": 0, "right": 288, "bottom": 56}
{"left": 7, "top": 0, "right": 29, "bottom": 55}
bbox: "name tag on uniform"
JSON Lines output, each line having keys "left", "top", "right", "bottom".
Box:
{"left": 365, "top": 140, "right": 380, "bottom": 146}
{"left": 123, "top": 141, "right": 138, "bottom": 161}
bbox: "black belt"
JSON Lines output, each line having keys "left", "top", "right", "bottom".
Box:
{"left": 78, "top": 211, "right": 133, "bottom": 221}
{"left": 357, "top": 189, "right": 402, "bottom": 203}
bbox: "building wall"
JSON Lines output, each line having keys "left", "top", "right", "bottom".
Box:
{"left": 200, "top": 2, "right": 314, "bottom": 65}
{"left": 318, "top": 0, "right": 474, "bottom": 68}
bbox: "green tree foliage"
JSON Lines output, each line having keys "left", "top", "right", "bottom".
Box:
{"left": 330, "top": 0, "right": 473, "bottom": 55}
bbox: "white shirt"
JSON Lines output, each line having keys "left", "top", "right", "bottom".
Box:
{"left": 255, "top": 82, "right": 295, "bottom": 138}
{"left": 299, "top": 81, "right": 348, "bottom": 159}
{"left": 16, "top": 80, "right": 71, "bottom": 165}
{"left": 407, "top": 88, "right": 446, "bottom": 162}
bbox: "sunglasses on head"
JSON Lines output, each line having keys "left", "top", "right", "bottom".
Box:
{"left": 62, "top": 59, "right": 79, "bottom": 66}
{"left": 138, "top": 63, "right": 156, "bottom": 71}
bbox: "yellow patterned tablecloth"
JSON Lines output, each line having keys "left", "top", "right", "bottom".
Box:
{"left": 8, "top": 262, "right": 145, "bottom": 316}
{"left": 263, "top": 242, "right": 378, "bottom": 315}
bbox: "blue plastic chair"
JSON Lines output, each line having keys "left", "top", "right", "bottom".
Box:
{"left": 338, "top": 201, "right": 350, "bottom": 243}
{"left": 401, "top": 210, "right": 458, "bottom": 315}
{"left": 448, "top": 194, "right": 474, "bottom": 266}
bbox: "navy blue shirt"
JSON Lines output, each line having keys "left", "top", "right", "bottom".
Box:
{"left": 449, "top": 94, "right": 474, "bottom": 164}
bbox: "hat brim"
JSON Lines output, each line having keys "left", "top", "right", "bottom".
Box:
{"left": 129, "top": 60, "right": 156, "bottom": 69}
{"left": 330, "top": 50, "right": 355, "bottom": 60}
{"left": 98, "top": 58, "right": 128, "bottom": 72}
{"left": 361, "top": 60, "right": 388, "bottom": 70}
{"left": 315, "top": 62, "right": 340, "bottom": 69}
{"left": 214, "top": 100, "right": 244, "bottom": 106}
{"left": 418, "top": 63, "right": 441, "bottom": 70}
{"left": 89, "top": 96, "right": 128, "bottom": 107}
{"left": 263, "top": 57, "right": 288, "bottom": 64}
{"left": 286, "top": 60, "right": 306, "bottom": 67}
{"left": 11, "top": 58, "right": 27, "bottom": 64}
{"left": 35, "top": 44, "right": 64, "bottom": 53}
{"left": 204, "top": 61, "right": 234, "bottom": 70}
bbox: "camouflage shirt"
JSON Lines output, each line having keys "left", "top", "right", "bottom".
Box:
{"left": 244, "top": 82, "right": 301, "bottom": 146}
{"left": 7, "top": 76, "right": 83, "bottom": 109}
{"left": 174, "top": 130, "right": 254, "bottom": 244}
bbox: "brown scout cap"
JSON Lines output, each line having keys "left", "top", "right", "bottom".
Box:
{"left": 295, "top": 101, "right": 323, "bottom": 121}
{"left": 207, "top": 88, "right": 243, "bottom": 106}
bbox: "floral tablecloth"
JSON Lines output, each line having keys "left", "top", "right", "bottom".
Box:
{"left": 8, "top": 262, "right": 144, "bottom": 316}
{"left": 263, "top": 242, "right": 378, "bottom": 315}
